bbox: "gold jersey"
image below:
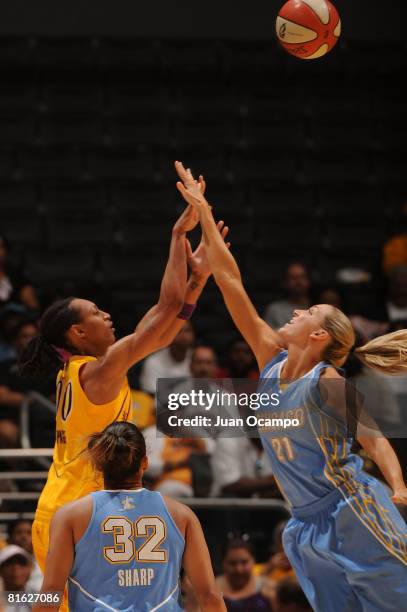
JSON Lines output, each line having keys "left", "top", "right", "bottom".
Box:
{"left": 35, "top": 355, "right": 131, "bottom": 523}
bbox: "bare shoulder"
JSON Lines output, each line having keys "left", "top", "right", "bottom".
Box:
{"left": 52, "top": 494, "right": 93, "bottom": 525}
{"left": 162, "top": 495, "right": 198, "bottom": 536}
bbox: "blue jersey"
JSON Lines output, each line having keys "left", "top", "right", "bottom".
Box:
{"left": 68, "top": 489, "right": 184, "bottom": 612}
{"left": 258, "top": 350, "right": 363, "bottom": 508}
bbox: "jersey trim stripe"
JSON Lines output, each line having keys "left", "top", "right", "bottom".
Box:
{"left": 150, "top": 582, "right": 180, "bottom": 612}
{"left": 68, "top": 576, "right": 119, "bottom": 611}
{"left": 306, "top": 410, "right": 407, "bottom": 566}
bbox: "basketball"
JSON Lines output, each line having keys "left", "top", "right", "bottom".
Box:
{"left": 276, "top": 0, "right": 341, "bottom": 60}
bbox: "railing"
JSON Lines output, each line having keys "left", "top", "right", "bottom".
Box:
{"left": 20, "top": 392, "right": 56, "bottom": 466}
{"left": 0, "top": 448, "right": 290, "bottom": 521}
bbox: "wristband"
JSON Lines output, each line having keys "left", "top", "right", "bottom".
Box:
{"left": 177, "top": 303, "right": 197, "bottom": 320}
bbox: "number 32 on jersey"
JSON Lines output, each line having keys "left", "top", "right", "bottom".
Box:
{"left": 101, "top": 516, "right": 167, "bottom": 564}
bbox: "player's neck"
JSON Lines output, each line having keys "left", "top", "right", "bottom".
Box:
{"left": 104, "top": 480, "right": 143, "bottom": 491}
{"left": 283, "top": 346, "right": 319, "bottom": 381}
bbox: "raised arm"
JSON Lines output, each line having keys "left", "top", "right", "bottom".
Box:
{"left": 155, "top": 220, "right": 230, "bottom": 346}
{"left": 175, "top": 161, "right": 282, "bottom": 371}
{"left": 81, "top": 203, "right": 197, "bottom": 402}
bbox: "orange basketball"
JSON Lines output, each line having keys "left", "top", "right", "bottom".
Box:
{"left": 276, "top": 0, "right": 341, "bottom": 60}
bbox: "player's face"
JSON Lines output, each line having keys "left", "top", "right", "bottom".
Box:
{"left": 223, "top": 548, "right": 255, "bottom": 589}
{"left": 70, "top": 299, "right": 116, "bottom": 355}
{"left": 279, "top": 304, "right": 332, "bottom": 347}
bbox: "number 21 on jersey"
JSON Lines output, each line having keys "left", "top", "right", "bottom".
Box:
{"left": 270, "top": 437, "right": 295, "bottom": 462}
{"left": 101, "top": 516, "right": 167, "bottom": 564}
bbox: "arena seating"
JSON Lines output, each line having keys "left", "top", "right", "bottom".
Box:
{"left": 0, "top": 37, "right": 405, "bottom": 344}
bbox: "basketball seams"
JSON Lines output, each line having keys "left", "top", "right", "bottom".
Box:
{"left": 300, "top": 0, "right": 330, "bottom": 26}
{"left": 277, "top": 0, "right": 340, "bottom": 58}
{"left": 276, "top": 16, "right": 318, "bottom": 44}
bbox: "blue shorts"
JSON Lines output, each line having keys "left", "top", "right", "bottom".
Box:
{"left": 283, "top": 473, "right": 407, "bottom": 612}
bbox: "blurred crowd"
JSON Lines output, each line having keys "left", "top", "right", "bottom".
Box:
{"left": 1, "top": 213, "right": 407, "bottom": 610}
{"left": 0, "top": 517, "right": 311, "bottom": 612}
{"left": 1, "top": 224, "right": 407, "bottom": 488}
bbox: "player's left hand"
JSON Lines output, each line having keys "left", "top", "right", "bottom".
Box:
{"left": 175, "top": 161, "right": 209, "bottom": 208}
{"left": 186, "top": 220, "right": 230, "bottom": 279}
{"left": 391, "top": 488, "right": 407, "bottom": 505}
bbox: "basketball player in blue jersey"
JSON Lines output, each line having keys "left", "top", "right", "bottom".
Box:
{"left": 175, "top": 161, "right": 407, "bottom": 612}
{"left": 34, "top": 421, "right": 226, "bottom": 612}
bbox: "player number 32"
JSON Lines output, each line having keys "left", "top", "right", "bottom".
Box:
{"left": 102, "top": 516, "right": 167, "bottom": 564}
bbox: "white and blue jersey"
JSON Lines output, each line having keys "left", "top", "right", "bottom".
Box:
{"left": 258, "top": 350, "right": 363, "bottom": 508}
{"left": 68, "top": 489, "right": 184, "bottom": 612}
{"left": 258, "top": 351, "right": 407, "bottom": 612}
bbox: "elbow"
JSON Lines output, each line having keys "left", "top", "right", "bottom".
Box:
{"left": 198, "top": 588, "right": 224, "bottom": 609}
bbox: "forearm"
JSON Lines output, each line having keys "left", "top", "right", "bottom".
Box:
{"left": 198, "top": 204, "right": 241, "bottom": 285}
{"left": 158, "top": 228, "right": 188, "bottom": 309}
{"left": 156, "top": 272, "right": 209, "bottom": 346}
{"left": 361, "top": 437, "right": 405, "bottom": 490}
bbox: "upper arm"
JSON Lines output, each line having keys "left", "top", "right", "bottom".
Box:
{"left": 81, "top": 303, "right": 179, "bottom": 394}
{"left": 41, "top": 508, "right": 75, "bottom": 591}
{"left": 182, "top": 508, "right": 219, "bottom": 598}
{"left": 216, "top": 277, "right": 282, "bottom": 370}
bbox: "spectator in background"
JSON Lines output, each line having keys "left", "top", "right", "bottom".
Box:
{"left": 0, "top": 305, "right": 28, "bottom": 364}
{"left": 384, "top": 265, "right": 407, "bottom": 321}
{"left": 0, "top": 545, "right": 32, "bottom": 611}
{"left": 264, "top": 262, "right": 311, "bottom": 329}
{"left": 217, "top": 338, "right": 259, "bottom": 380}
{"left": 273, "top": 577, "right": 312, "bottom": 612}
{"left": 342, "top": 332, "right": 402, "bottom": 477}
{"left": 0, "top": 320, "right": 40, "bottom": 448}
{"left": 7, "top": 521, "right": 42, "bottom": 592}
{"left": 0, "top": 237, "right": 39, "bottom": 312}
{"left": 139, "top": 321, "right": 195, "bottom": 395}
{"left": 383, "top": 201, "right": 407, "bottom": 274}
{"left": 211, "top": 436, "right": 277, "bottom": 498}
{"left": 317, "top": 286, "right": 343, "bottom": 310}
{"left": 261, "top": 521, "right": 294, "bottom": 583}
{"left": 350, "top": 266, "right": 407, "bottom": 342}
{"left": 143, "top": 345, "right": 217, "bottom": 497}
{"left": 143, "top": 429, "right": 209, "bottom": 497}
{"left": 217, "top": 539, "right": 271, "bottom": 611}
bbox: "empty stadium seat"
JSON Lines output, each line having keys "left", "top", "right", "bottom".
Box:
{"left": 86, "top": 148, "right": 154, "bottom": 180}
{"left": 101, "top": 251, "right": 166, "bottom": 288}
{"left": 18, "top": 147, "right": 82, "bottom": 180}
{"left": 25, "top": 249, "right": 95, "bottom": 284}
{"left": 40, "top": 113, "right": 103, "bottom": 145}
{"left": 42, "top": 80, "right": 103, "bottom": 113}
{"left": 0, "top": 111, "right": 37, "bottom": 145}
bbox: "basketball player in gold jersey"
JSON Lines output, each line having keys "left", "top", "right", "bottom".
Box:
{"left": 19, "top": 187, "right": 229, "bottom": 611}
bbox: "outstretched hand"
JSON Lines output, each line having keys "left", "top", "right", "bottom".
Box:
{"left": 392, "top": 488, "right": 407, "bottom": 505}
{"left": 175, "top": 161, "right": 209, "bottom": 209}
{"left": 186, "top": 221, "right": 231, "bottom": 279}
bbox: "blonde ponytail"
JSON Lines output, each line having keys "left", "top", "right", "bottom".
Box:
{"left": 354, "top": 329, "right": 407, "bottom": 375}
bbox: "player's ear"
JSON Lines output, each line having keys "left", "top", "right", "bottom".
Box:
{"left": 310, "top": 328, "right": 329, "bottom": 343}
{"left": 70, "top": 323, "right": 85, "bottom": 339}
{"left": 141, "top": 455, "right": 148, "bottom": 471}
